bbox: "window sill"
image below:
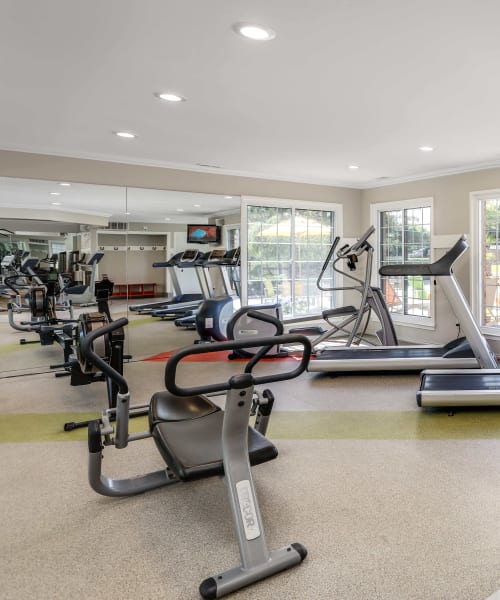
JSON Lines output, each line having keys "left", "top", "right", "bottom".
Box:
{"left": 391, "top": 316, "right": 435, "bottom": 330}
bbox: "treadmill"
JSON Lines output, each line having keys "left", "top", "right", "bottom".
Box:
{"left": 415, "top": 241, "right": 500, "bottom": 406}
{"left": 308, "top": 236, "right": 495, "bottom": 373}
{"left": 172, "top": 248, "right": 240, "bottom": 328}
{"left": 128, "top": 249, "right": 204, "bottom": 314}
{"left": 153, "top": 248, "right": 227, "bottom": 320}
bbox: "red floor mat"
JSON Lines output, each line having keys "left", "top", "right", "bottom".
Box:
{"left": 143, "top": 349, "right": 302, "bottom": 362}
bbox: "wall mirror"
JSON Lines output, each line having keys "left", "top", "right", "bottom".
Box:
{"left": 0, "top": 175, "right": 241, "bottom": 372}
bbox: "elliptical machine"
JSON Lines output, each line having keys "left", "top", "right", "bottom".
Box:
{"left": 291, "top": 226, "right": 398, "bottom": 348}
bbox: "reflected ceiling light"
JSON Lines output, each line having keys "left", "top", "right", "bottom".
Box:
{"left": 49, "top": 191, "right": 61, "bottom": 195}
{"left": 193, "top": 204, "right": 201, "bottom": 207}
{"left": 348, "top": 165, "right": 360, "bottom": 170}
{"left": 155, "top": 92, "right": 186, "bottom": 103}
{"left": 51, "top": 202, "right": 61, "bottom": 206}
{"left": 124, "top": 212, "right": 131, "bottom": 215}
{"left": 233, "top": 22, "right": 276, "bottom": 41}
{"left": 419, "top": 146, "right": 434, "bottom": 152}
{"left": 114, "top": 131, "right": 136, "bottom": 139}
{"left": 164, "top": 217, "right": 171, "bottom": 221}
{"left": 176, "top": 208, "right": 184, "bottom": 212}
{"left": 58, "top": 182, "right": 71, "bottom": 187}
{"left": 224, "top": 195, "right": 234, "bottom": 199}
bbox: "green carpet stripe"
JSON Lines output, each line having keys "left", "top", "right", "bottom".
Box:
{"left": 2, "top": 410, "right": 500, "bottom": 443}
{"left": 0, "top": 413, "right": 149, "bottom": 442}
{"left": 0, "top": 340, "right": 32, "bottom": 354}
{"left": 126, "top": 316, "right": 158, "bottom": 327}
{"left": 267, "top": 411, "right": 500, "bottom": 440}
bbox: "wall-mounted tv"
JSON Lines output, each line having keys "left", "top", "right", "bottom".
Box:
{"left": 186, "top": 224, "right": 221, "bottom": 244}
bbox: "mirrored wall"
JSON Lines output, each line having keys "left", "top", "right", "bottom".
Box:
{"left": 0, "top": 176, "right": 241, "bottom": 371}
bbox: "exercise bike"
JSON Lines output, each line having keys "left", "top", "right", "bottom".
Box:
{"left": 53, "top": 277, "right": 134, "bottom": 431}
{"left": 7, "top": 259, "right": 77, "bottom": 362}
{"left": 81, "top": 318, "right": 311, "bottom": 598}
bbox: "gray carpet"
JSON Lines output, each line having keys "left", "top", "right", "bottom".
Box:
{"left": 2, "top": 304, "right": 500, "bottom": 599}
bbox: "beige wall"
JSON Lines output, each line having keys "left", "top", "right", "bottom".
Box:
{"left": 361, "top": 166, "right": 500, "bottom": 235}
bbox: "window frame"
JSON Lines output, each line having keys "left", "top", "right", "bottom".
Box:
{"left": 370, "top": 196, "right": 435, "bottom": 329}
{"left": 470, "top": 188, "right": 500, "bottom": 337}
{"left": 240, "top": 196, "right": 343, "bottom": 316}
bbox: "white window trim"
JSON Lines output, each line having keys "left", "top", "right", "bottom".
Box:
{"left": 240, "top": 196, "right": 343, "bottom": 306}
{"left": 470, "top": 188, "right": 500, "bottom": 337}
{"left": 369, "top": 196, "right": 435, "bottom": 329}
{"left": 224, "top": 223, "right": 240, "bottom": 249}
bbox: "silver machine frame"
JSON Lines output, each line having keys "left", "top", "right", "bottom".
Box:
{"left": 82, "top": 321, "right": 311, "bottom": 598}
{"left": 308, "top": 236, "right": 493, "bottom": 373}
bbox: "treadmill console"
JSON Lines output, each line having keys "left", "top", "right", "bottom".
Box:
{"left": 180, "top": 249, "right": 200, "bottom": 262}
{"left": 222, "top": 247, "right": 241, "bottom": 264}
{"left": 206, "top": 249, "right": 226, "bottom": 261}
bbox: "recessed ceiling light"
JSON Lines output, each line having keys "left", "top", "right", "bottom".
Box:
{"left": 419, "top": 146, "right": 434, "bottom": 152}
{"left": 233, "top": 22, "right": 276, "bottom": 41}
{"left": 58, "top": 182, "right": 71, "bottom": 187}
{"left": 50, "top": 202, "right": 61, "bottom": 206}
{"left": 155, "top": 92, "right": 186, "bottom": 103}
{"left": 176, "top": 208, "right": 184, "bottom": 212}
{"left": 114, "top": 131, "right": 136, "bottom": 139}
{"left": 224, "top": 195, "right": 234, "bottom": 199}
{"left": 49, "top": 191, "right": 61, "bottom": 196}
{"left": 348, "top": 165, "right": 360, "bottom": 170}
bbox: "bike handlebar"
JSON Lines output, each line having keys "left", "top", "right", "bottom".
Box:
{"left": 164, "top": 334, "right": 312, "bottom": 397}
{"left": 80, "top": 317, "right": 129, "bottom": 394}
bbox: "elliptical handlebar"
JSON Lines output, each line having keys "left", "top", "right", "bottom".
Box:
{"left": 317, "top": 236, "right": 341, "bottom": 291}
{"left": 80, "top": 317, "right": 129, "bottom": 394}
{"left": 164, "top": 334, "right": 312, "bottom": 397}
{"left": 336, "top": 225, "right": 375, "bottom": 259}
{"left": 349, "top": 225, "right": 376, "bottom": 253}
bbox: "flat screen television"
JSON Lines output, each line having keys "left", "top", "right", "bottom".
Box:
{"left": 186, "top": 224, "right": 221, "bottom": 244}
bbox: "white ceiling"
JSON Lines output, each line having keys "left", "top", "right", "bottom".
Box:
{"left": 2, "top": 0, "right": 500, "bottom": 188}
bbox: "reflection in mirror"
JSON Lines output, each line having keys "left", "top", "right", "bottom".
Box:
{"left": 123, "top": 187, "right": 241, "bottom": 359}
{"left": 0, "top": 177, "right": 127, "bottom": 373}
{"left": 0, "top": 176, "right": 241, "bottom": 372}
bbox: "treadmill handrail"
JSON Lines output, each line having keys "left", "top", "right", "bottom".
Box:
{"left": 379, "top": 235, "right": 467, "bottom": 277}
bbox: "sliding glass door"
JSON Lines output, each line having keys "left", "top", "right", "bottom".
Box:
{"left": 241, "top": 198, "right": 341, "bottom": 319}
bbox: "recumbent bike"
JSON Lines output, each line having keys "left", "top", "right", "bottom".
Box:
{"left": 81, "top": 318, "right": 311, "bottom": 598}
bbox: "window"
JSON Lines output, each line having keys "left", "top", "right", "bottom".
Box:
{"left": 225, "top": 225, "right": 240, "bottom": 250}
{"left": 240, "top": 198, "right": 341, "bottom": 319}
{"left": 471, "top": 190, "right": 500, "bottom": 334}
{"left": 371, "top": 198, "right": 433, "bottom": 325}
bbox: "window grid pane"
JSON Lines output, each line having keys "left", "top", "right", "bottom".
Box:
{"left": 481, "top": 198, "right": 500, "bottom": 328}
{"left": 247, "top": 205, "right": 335, "bottom": 318}
{"left": 379, "top": 206, "right": 431, "bottom": 318}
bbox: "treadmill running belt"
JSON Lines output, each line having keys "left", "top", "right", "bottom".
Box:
{"left": 421, "top": 372, "right": 500, "bottom": 391}
{"left": 315, "top": 347, "right": 448, "bottom": 360}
